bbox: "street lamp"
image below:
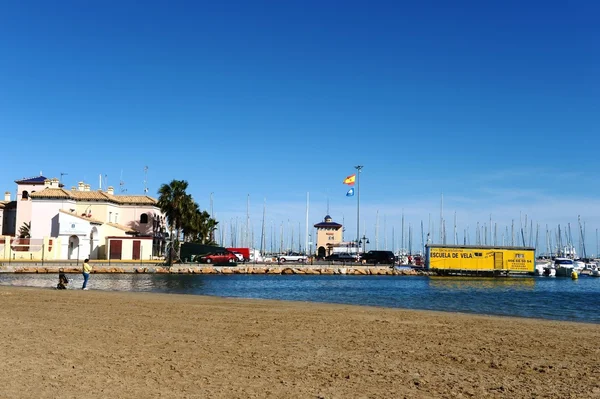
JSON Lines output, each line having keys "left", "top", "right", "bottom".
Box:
{"left": 359, "top": 235, "right": 369, "bottom": 254}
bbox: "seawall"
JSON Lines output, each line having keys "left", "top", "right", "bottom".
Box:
{"left": 0, "top": 263, "right": 430, "bottom": 276}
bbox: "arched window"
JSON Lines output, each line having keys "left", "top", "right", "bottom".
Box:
{"left": 140, "top": 213, "right": 149, "bottom": 224}
{"left": 22, "top": 190, "right": 29, "bottom": 200}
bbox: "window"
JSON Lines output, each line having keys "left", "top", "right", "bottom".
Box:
{"left": 109, "top": 212, "right": 112, "bottom": 223}
{"left": 140, "top": 213, "right": 149, "bottom": 224}
{"left": 22, "top": 190, "right": 29, "bottom": 200}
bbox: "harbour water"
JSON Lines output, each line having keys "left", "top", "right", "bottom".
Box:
{"left": 2, "top": 273, "right": 599, "bottom": 323}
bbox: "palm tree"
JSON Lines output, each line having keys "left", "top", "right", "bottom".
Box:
{"left": 19, "top": 222, "right": 31, "bottom": 239}
{"left": 157, "top": 180, "right": 189, "bottom": 264}
{"left": 182, "top": 204, "right": 219, "bottom": 245}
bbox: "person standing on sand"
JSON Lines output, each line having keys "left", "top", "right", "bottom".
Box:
{"left": 82, "top": 259, "right": 92, "bottom": 290}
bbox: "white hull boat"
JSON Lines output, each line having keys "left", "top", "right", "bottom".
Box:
{"left": 553, "top": 258, "right": 575, "bottom": 277}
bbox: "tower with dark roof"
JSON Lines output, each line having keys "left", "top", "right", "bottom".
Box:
{"left": 313, "top": 215, "right": 343, "bottom": 258}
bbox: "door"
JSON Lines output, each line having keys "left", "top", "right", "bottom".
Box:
{"left": 110, "top": 240, "right": 122, "bottom": 260}
{"left": 494, "top": 252, "right": 504, "bottom": 269}
{"left": 132, "top": 240, "right": 141, "bottom": 260}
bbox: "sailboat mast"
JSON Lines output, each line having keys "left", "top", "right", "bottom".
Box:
{"left": 375, "top": 210, "right": 379, "bottom": 250}
{"left": 260, "top": 199, "right": 266, "bottom": 255}
{"left": 305, "top": 192, "right": 309, "bottom": 256}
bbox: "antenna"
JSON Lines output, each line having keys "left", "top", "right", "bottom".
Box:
{"left": 119, "top": 170, "right": 127, "bottom": 193}
{"left": 60, "top": 172, "right": 68, "bottom": 184}
{"left": 143, "top": 166, "right": 148, "bottom": 194}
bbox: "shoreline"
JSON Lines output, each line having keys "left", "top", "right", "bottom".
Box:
{"left": 1, "top": 286, "right": 599, "bottom": 398}
{"left": 1, "top": 263, "right": 431, "bottom": 276}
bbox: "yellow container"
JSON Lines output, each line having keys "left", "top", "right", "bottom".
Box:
{"left": 426, "top": 245, "right": 535, "bottom": 273}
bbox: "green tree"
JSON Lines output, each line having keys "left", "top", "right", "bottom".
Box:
{"left": 182, "top": 203, "right": 218, "bottom": 245}
{"left": 157, "top": 180, "right": 219, "bottom": 263}
{"left": 157, "top": 180, "right": 189, "bottom": 264}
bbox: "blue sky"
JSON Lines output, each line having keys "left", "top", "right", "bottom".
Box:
{"left": 1, "top": 1, "right": 598, "bottom": 254}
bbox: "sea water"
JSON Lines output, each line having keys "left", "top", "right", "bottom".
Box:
{"left": 1, "top": 273, "right": 599, "bottom": 323}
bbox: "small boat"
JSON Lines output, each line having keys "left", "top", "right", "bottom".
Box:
{"left": 543, "top": 266, "right": 556, "bottom": 277}
{"left": 591, "top": 269, "right": 600, "bottom": 277}
{"left": 535, "top": 261, "right": 551, "bottom": 276}
{"left": 573, "top": 260, "right": 586, "bottom": 272}
{"left": 554, "top": 258, "right": 575, "bottom": 277}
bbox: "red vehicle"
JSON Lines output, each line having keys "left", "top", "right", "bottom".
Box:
{"left": 226, "top": 247, "right": 250, "bottom": 262}
{"left": 198, "top": 252, "right": 237, "bottom": 264}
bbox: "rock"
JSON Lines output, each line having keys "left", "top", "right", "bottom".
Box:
{"left": 293, "top": 269, "right": 305, "bottom": 274}
{"left": 281, "top": 268, "right": 294, "bottom": 275}
{"left": 267, "top": 268, "right": 282, "bottom": 274}
{"left": 155, "top": 267, "right": 169, "bottom": 274}
{"left": 320, "top": 269, "right": 334, "bottom": 275}
{"left": 221, "top": 268, "right": 233, "bottom": 274}
{"left": 200, "top": 267, "right": 216, "bottom": 274}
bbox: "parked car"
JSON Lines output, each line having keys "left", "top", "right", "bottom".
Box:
{"left": 360, "top": 250, "right": 396, "bottom": 265}
{"left": 277, "top": 252, "right": 308, "bottom": 263}
{"left": 198, "top": 252, "right": 237, "bottom": 264}
{"left": 326, "top": 253, "right": 358, "bottom": 262}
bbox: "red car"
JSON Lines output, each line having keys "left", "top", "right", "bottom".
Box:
{"left": 198, "top": 252, "right": 237, "bottom": 264}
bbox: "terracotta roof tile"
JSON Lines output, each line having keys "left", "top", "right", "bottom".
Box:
{"left": 105, "top": 222, "right": 137, "bottom": 233}
{"left": 30, "top": 188, "right": 72, "bottom": 199}
{"left": 113, "top": 195, "right": 157, "bottom": 205}
{"left": 69, "top": 191, "right": 111, "bottom": 201}
{"left": 58, "top": 209, "right": 103, "bottom": 224}
{"left": 30, "top": 188, "right": 158, "bottom": 205}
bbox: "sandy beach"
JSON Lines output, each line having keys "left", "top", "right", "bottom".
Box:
{"left": 0, "top": 287, "right": 599, "bottom": 398}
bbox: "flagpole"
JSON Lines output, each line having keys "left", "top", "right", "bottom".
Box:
{"left": 355, "top": 165, "right": 363, "bottom": 253}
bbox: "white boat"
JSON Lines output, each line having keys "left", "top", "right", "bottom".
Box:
{"left": 553, "top": 258, "right": 575, "bottom": 277}
{"left": 543, "top": 266, "right": 556, "bottom": 277}
{"left": 535, "top": 261, "right": 551, "bottom": 276}
{"left": 592, "top": 269, "right": 600, "bottom": 277}
{"left": 573, "top": 260, "right": 586, "bottom": 272}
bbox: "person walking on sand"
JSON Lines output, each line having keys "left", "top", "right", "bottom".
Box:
{"left": 82, "top": 259, "right": 92, "bottom": 290}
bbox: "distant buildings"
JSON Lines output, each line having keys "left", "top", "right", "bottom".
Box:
{"left": 0, "top": 175, "right": 166, "bottom": 261}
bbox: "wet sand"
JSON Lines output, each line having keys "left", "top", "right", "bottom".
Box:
{"left": 0, "top": 286, "right": 599, "bottom": 398}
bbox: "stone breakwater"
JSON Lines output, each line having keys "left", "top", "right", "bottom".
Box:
{"left": 3, "top": 265, "right": 431, "bottom": 276}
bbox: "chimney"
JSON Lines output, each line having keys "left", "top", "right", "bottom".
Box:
{"left": 51, "top": 178, "right": 60, "bottom": 188}
{"left": 4, "top": 192, "right": 10, "bottom": 201}
{"left": 84, "top": 184, "right": 91, "bottom": 192}
{"left": 44, "top": 179, "right": 51, "bottom": 188}
{"left": 78, "top": 182, "right": 85, "bottom": 191}
{"left": 107, "top": 186, "right": 114, "bottom": 195}
{"left": 71, "top": 187, "right": 76, "bottom": 191}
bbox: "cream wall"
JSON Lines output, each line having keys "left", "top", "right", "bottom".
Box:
{"left": 106, "top": 237, "right": 153, "bottom": 260}
{"left": 30, "top": 199, "right": 75, "bottom": 238}
{"left": 15, "top": 182, "right": 45, "bottom": 236}
{"left": 316, "top": 227, "right": 343, "bottom": 253}
{"left": 118, "top": 206, "right": 160, "bottom": 236}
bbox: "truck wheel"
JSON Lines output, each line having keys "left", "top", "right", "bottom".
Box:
{"left": 280, "top": 258, "right": 286, "bottom": 263}
{"left": 206, "top": 259, "right": 212, "bottom": 264}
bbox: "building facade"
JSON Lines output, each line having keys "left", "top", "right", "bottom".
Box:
{"left": 313, "top": 215, "right": 343, "bottom": 258}
{"left": 0, "top": 175, "right": 166, "bottom": 261}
